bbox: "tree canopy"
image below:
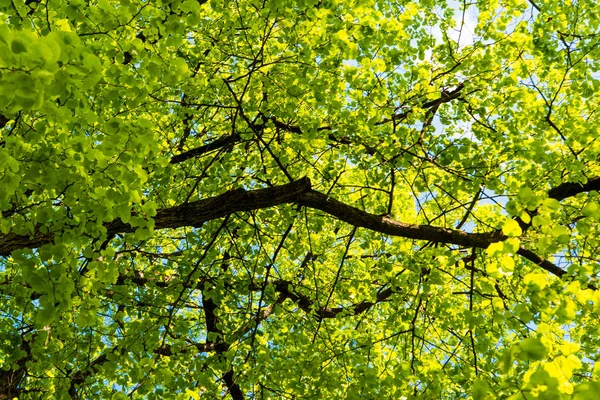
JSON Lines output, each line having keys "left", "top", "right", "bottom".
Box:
{"left": 2, "top": 0, "right": 600, "bottom": 398}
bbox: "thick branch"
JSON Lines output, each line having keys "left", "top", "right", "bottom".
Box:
{"left": 151, "top": 178, "right": 311, "bottom": 230}
{"left": 548, "top": 177, "right": 600, "bottom": 201}
{"left": 4, "top": 177, "right": 599, "bottom": 278}
{"left": 0, "top": 228, "right": 54, "bottom": 257}
{"left": 297, "top": 190, "right": 503, "bottom": 248}
{"left": 0, "top": 178, "right": 312, "bottom": 256}
{"left": 0, "top": 178, "right": 500, "bottom": 257}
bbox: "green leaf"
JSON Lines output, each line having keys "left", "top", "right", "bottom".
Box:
{"left": 472, "top": 379, "right": 492, "bottom": 400}
{"left": 10, "top": 38, "right": 27, "bottom": 54}
{"left": 517, "top": 187, "right": 533, "bottom": 202}
{"left": 0, "top": 1, "right": 600, "bottom": 398}
{"left": 582, "top": 202, "right": 600, "bottom": 219}
{"left": 574, "top": 382, "right": 600, "bottom": 400}
{"left": 502, "top": 219, "right": 522, "bottom": 237}
{"left": 518, "top": 338, "right": 548, "bottom": 361}
{"left": 141, "top": 200, "right": 157, "bottom": 217}
{"left": 541, "top": 198, "right": 561, "bottom": 212}
{"left": 486, "top": 241, "right": 504, "bottom": 256}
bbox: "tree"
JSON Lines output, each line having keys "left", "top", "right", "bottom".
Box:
{"left": 1, "top": 0, "right": 600, "bottom": 398}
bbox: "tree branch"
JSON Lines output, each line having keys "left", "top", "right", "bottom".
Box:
{"left": 0, "top": 178, "right": 312, "bottom": 256}
{"left": 169, "top": 85, "right": 465, "bottom": 164}
{"left": 548, "top": 177, "right": 600, "bottom": 201}
{"left": 203, "top": 288, "right": 244, "bottom": 400}
{"left": 0, "top": 178, "right": 534, "bottom": 257}
{"left": 3, "top": 176, "right": 600, "bottom": 286}
{"left": 297, "top": 190, "right": 503, "bottom": 248}
{"left": 170, "top": 133, "right": 241, "bottom": 164}
{"left": 274, "top": 281, "right": 396, "bottom": 320}
{"left": 516, "top": 247, "right": 566, "bottom": 278}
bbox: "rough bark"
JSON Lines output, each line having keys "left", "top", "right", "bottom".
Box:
{"left": 2, "top": 176, "right": 599, "bottom": 261}
{"left": 0, "top": 178, "right": 505, "bottom": 257}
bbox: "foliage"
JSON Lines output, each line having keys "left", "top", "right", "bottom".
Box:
{"left": 1, "top": 0, "right": 600, "bottom": 398}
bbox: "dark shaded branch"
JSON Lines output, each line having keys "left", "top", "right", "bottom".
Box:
{"left": 0, "top": 178, "right": 312, "bottom": 256}
{"left": 527, "top": 0, "right": 541, "bottom": 11}
{"left": 222, "top": 370, "right": 245, "bottom": 400}
{"left": 0, "top": 228, "right": 55, "bottom": 257}
{"left": 548, "top": 177, "right": 600, "bottom": 201}
{"left": 0, "top": 339, "right": 29, "bottom": 399}
{"left": 4, "top": 176, "right": 600, "bottom": 286}
{"left": 0, "top": 114, "right": 9, "bottom": 129}
{"left": 170, "top": 133, "right": 240, "bottom": 164}
{"left": 155, "top": 342, "right": 225, "bottom": 355}
{"left": 70, "top": 347, "right": 123, "bottom": 386}
{"left": 274, "top": 281, "right": 396, "bottom": 320}
{"left": 203, "top": 289, "right": 244, "bottom": 400}
{"left": 112, "top": 271, "right": 395, "bottom": 321}
{"left": 515, "top": 176, "right": 600, "bottom": 238}
{"left": 0, "top": 178, "right": 501, "bottom": 257}
{"left": 517, "top": 247, "right": 566, "bottom": 278}
{"left": 514, "top": 248, "right": 595, "bottom": 292}
{"left": 514, "top": 247, "right": 598, "bottom": 291}
{"left": 297, "top": 190, "right": 504, "bottom": 248}
{"left": 376, "top": 83, "right": 464, "bottom": 125}
{"left": 144, "top": 178, "right": 310, "bottom": 231}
